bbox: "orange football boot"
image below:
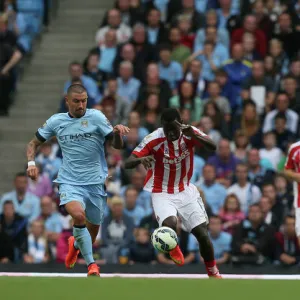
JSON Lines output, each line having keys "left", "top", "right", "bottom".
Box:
{"left": 169, "top": 245, "right": 185, "bottom": 266}
{"left": 87, "top": 263, "right": 100, "bottom": 277}
{"left": 65, "top": 236, "right": 80, "bottom": 269}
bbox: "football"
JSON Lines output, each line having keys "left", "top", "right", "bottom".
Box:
{"left": 151, "top": 226, "right": 178, "bottom": 253}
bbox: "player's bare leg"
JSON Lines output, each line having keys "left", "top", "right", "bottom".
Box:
{"left": 192, "top": 224, "right": 221, "bottom": 278}
{"left": 162, "top": 216, "right": 184, "bottom": 266}
{"left": 65, "top": 201, "right": 99, "bottom": 276}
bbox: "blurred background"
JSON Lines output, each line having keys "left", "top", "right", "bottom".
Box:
{"left": 0, "top": 0, "right": 300, "bottom": 273}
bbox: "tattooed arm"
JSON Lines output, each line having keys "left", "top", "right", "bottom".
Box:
{"left": 26, "top": 135, "right": 44, "bottom": 180}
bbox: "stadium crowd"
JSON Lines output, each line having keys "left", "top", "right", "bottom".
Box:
{"left": 1, "top": 0, "right": 300, "bottom": 267}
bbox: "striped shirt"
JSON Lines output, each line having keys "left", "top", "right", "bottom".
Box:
{"left": 132, "top": 127, "right": 207, "bottom": 194}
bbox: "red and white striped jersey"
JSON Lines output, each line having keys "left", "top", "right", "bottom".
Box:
{"left": 285, "top": 141, "right": 300, "bottom": 208}
{"left": 132, "top": 126, "right": 207, "bottom": 194}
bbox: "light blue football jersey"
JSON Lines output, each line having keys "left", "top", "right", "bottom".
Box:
{"left": 37, "top": 109, "right": 113, "bottom": 185}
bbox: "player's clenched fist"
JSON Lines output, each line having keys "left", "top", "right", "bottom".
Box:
{"left": 27, "top": 165, "right": 38, "bottom": 181}
{"left": 140, "top": 156, "right": 155, "bottom": 169}
{"left": 113, "top": 124, "right": 130, "bottom": 136}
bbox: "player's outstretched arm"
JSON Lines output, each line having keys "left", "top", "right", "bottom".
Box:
{"left": 124, "top": 154, "right": 155, "bottom": 169}
{"left": 111, "top": 125, "right": 130, "bottom": 149}
{"left": 26, "top": 136, "right": 44, "bottom": 180}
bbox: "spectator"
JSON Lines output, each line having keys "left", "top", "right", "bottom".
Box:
{"left": 146, "top": 8, "right": 168, "bottom": 45}
{"left": 35, "top": 142, "right": 62, "bottom": 181}
{"left": 274, "top": 174, "right": 294, "bottom": 218}
{"left": 251, "top": 0, "right": 275, "bottom": 41}
{"left": 242, "top": 32, "right": 261, "bottom": 62}
{"left": 136, "top": 62, "right": 172, "bottom": 110}
{"left": 241, "top": 60, "right": 275, "bottom": 115}
{"left": 95, "top": 8, "right": 132, "bottom": 45}
{"left": 207, "top": 139, "right": 240, "bottom": 186}
{"left": 194, "top": 9, "right": 229, "bottom": 49}
{"left": 99, "top": 77, "right": 131, "bottom": 125}
{"left": 183, "top": 59, "right": 206, "bottom": 97}
{"left": 203, "top": 97, "right": 230, "bottom": 139}
{"left": 216, "top": 0, "right": 238, "bottom": 29}
{"left": 121, "top": 170, "right": 152, "bottom": 215}
{"left": 219, "top": 194, "right": 245, "bottom": 234}
{"left": 194, "top": 26, "right": 229, "bottom": 61}
{"left": 63, "top": 61, "right": 101, "bottom": 104}
{"left": 262, "top": 183, "right": 284, "bottom": 225}
{"left": 197, "top": 164, "right": 227, "bottom": 215}
{"left": 215, "top": 69, "right": 236, "bottom": 111}
{"left": 124, "top": 186, "right": 146, "bottom": 226}
{"left": 272, "top": 112, "right": 296, "bottom": 152}
{"left": 259, "top": 196, "right": 279, "bottom": 229}
{"left": 207, "top": 215, "right": 232, "bottom": 264}
{"left": 128, "top": 228, "right": 156, "bottom": 264}
{"left": 158, "top": 45, "right": 183, "bottom": 93}
{"left": 227, "top": 163, "right": 262, "bottom": 214}
{"left": 232, "top": 130, "right": 250, "bottom": 162}
{"left": 263, "top": 93, "right": 299, "bottom": 134}
{"left": 259, "top": 132, "right": 283, "bottom": 170}
{"left": 0, "top": 200, "right": 27, "bottom": 262}
{"left": 130, "top": 23, "right": 158, "bottom": 65}
{"left": 172, "top": 0, "right": 205, "bottom": 32}
{"left": 138, "top": 93, "right": 161, "bottom": 132}
{"left": 0, "top": 35, "right": 14, "bottom": 116}
{"left": 169, "top": 27, "right": 191, "bottom": 64}
{"left": 198, "top": 116, "right": 222, "bottom": 146}
{"left": 231, "top": 204, "right": 276, "bottom": 264}
{"left": 190, "top": 147, "right": 205, "bottom": 183}
{"left": 177, "top": 15, "right": 195, "bottom": 50}
{"left": 38, "top": 196, "right": 63, "bottom": 245}
{"left": 289, "top": 59, "right": 300, "bottom": 87}
{"left": 231, "top": 14, "right": 267, "bottom": 57}
{"left": 272, "top": 12, "right": 300, "bottom": 60}
{"left": 275, "top": 215, "right": 300, "bottom": 266}
{"left": 282, "top": 75, "right": 300, "bottom": 114}
{"left": 117, "top": 60, "right": 141, "bottom": 107}
{"left": 139, "top": 211, "right": 158, "bottom": 233}
{"left": 113, "top": 43, "right": 145, "bottom": 81}
{"left": 127, "top": 111, "right": 149, "bottom": 142}
{"left": 169, "top": 81, "right": 203, "bottom": 122}
{"left": 223, "top": 44, "right": 252, "bottom": 109}
{"left": 98, "top": 29, "right": 118, "bottom": 75}
{"left": 269, "top": 39, "right": 289, "bottom": 75}
{"left": 27, "top": 164, "right": 53, "bottom": 198}
{"left": 101, "top": 196, "right": 135, "bottom": 264}
{"left": 0, "top": 230, "right": 14, "bottom": 263}
{"left": 264, "top": 55, "right": 282, "bottom": 92}
{"left": 83, "top": 52, "right": 107, "bottom": 94}
{"left": 192, "top": 41, "right": 226, "bottom": 81}
{"left": 247, "top": 149, "right": 275, "bottom": 189}
{"left": 123, "top": 127, "right": 140, "bottom": 158}
{"left": 0, "top": 172, "right": 40, "bottom": 223}
{"left": 24, "top": 220, "right": 49, "bottom": 264}
{"left": 101, "top": 0, "right": 143, "bottom": 27}
{"left": 203, "top": 81, "right": 231, "bottom": 121}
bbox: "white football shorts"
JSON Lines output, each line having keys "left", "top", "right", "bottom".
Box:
{"left": 151, "top": 184, "right": 208, "bottom": 232}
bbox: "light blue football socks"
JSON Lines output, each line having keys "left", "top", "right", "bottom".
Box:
{"left": 73, "top": 225, "right": 94, "bottom": 266}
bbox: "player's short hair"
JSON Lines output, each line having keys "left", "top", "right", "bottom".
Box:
{"left": 15, "top": 172, "right": 27, "bottom": 179}
{"left": 161, "top": 108, "right": 181, "bottom": 123}
{"left": 67, "top": 84, "right": 87, "bottom": 95}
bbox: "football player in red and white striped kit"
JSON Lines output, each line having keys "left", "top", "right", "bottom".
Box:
{"left": 283, "top": 141, "right": 300, "bottom": 247}
{"left": 125, "top": 108, "right": 221, "bottom": 278}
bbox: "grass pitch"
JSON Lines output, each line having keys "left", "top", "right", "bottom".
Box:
{"left": 0, "top": 277, "right": 299, "bottom": 300}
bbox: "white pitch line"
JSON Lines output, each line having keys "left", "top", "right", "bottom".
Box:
{"left": 0, "top": 273, "right": 300, "bottom": 280}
